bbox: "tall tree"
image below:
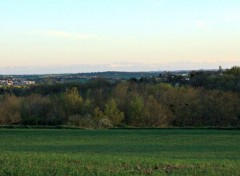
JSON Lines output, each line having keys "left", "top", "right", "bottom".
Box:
{"left": 104, "top": 99, "right": 124, "bottom": 126}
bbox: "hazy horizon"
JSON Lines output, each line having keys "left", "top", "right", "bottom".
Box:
{"left": 1, "top": 0, "right": 240, "bottom": 74}
{"left": 0, "top": 61, "right": 239, "bottom": 75}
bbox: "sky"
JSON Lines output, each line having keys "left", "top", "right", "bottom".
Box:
{"left": 0, "top": 0, "right": 240, "bottom": 74}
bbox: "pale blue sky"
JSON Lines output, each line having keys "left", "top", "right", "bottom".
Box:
{"left": 0, "top": 0, "right": 240, "bottom": 73}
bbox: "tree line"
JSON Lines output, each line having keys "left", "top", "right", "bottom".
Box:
{"left": 0, "top": 77, "right": 240, "bottom": 128}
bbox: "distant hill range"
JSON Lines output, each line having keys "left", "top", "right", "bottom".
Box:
{"left": 0, "top": 70, "right": 191, "bottom": 79}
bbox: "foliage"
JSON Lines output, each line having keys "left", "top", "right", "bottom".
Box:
{"left": 20, "top": 94, "right": 54, "bottom": 125}
{"left": 0, "top": 95, "right": 21, "bottom": 125}
{"left": 127, "top": 95, "right": 144, "bottom": 126}
{"left": 0, "top": 69, "right": 240, "bottom": 128}
{"left": 189, "top": 66, "right": 240, "bottom": 92}
{"left": 225, "top": 66, "right": 240, "bottom": 76}
{"left": 143, "top": 96, "right": 173, "bottom": 127}
{"left": 104, "top": 99, "right": 124, "bottom": 126}
{"left": 63, "top": 87, "right": 83, "bottom": 117}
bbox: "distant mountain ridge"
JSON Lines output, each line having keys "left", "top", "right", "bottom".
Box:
{"left": 1, "top": 61, "right": 238, "bottom": 75}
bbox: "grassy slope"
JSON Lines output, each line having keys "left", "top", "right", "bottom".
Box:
{"left": 0, "top": 129, "right": 240, "bottom": 176}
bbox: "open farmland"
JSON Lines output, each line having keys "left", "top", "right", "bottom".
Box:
{"left": 0, "top": 129, "right": 240, "bottom": 176}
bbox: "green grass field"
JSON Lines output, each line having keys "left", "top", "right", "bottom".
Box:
{"left": 0, "top": 129, "right": 240, "bottom": 175}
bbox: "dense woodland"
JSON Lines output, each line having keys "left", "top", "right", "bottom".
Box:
{"left": 0, "top": 66, "right": 240, "bottom": 128}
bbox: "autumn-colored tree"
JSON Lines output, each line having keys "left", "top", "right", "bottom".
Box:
{"left": 94, "top": 107, "right": 112, "bottom": 128}
{"left": 104, "top": 99, "right": 124, "bottom": 126}
{"left": 127, "top": 95, "right": 144, "bottom": 126}
{"left": 0, "top": 95, "right": 21, "bottom": 125}
{"left": 112, "top": 81, "right": 129, "bottom": 110}
{"left": 143, "top": 96, "right": 173, "bottom": 127}
{"left": 63, "top": 87, "right": 83, "bottom": 117}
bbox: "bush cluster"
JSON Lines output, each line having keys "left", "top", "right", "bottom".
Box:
{"left": 0, "top": 79, "right": 239, "bottom": 128}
